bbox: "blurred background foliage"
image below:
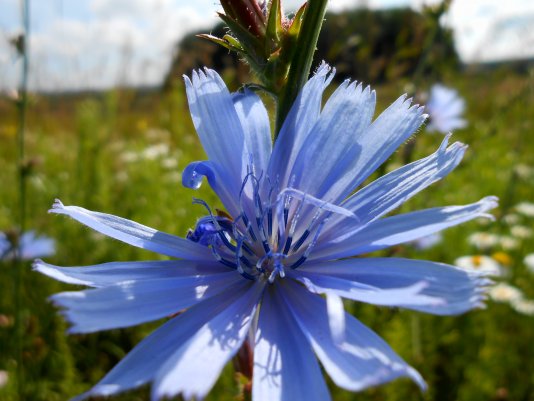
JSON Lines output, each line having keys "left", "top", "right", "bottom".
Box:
{"left": 1, "top": 3, "right": 534, "bottom": 401}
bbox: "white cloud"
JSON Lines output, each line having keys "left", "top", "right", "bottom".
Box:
{"left": 447, "top": 0, "right": 534, "bottom": 62}
{"left": 2, "top": 0, "right": 217, "bottom": 91}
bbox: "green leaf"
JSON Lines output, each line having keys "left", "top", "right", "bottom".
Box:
{"left": 219, "top": 13, "right": 264, "bottom": 56}
{"left": 265, "top": 0, "right": 282, "bottom": 47}
{"left": 288, "top": 3, "right": 307, "bottom": 38}
{"left": 197, "top": 34, "right": 243, "bottom": 53}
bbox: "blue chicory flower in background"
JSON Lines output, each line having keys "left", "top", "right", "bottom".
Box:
{"left": 410, "top": 232, "right": 443, "bottom": 250}
{"left": 425, "top": 83, "right": 467, "bottom": 134}
{"left": 1, "top": 230, "right": 55, "bottom": 260}
{"left": 35, "top": 64, "right": 497, "bottom": 401}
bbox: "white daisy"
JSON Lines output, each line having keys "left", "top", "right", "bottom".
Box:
{"left": 455, "top": 255, "right": 503, "bottom": 276}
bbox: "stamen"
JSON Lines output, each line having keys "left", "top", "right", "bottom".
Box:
{"left": 289, "top": 215, "right": 331, "bottom": 269}
{"left": 234, "top": 237, "right": 256, "bottom": 281}
{"left": 283, "top": 193, "right": 306, "bottom": 255}
{"left": 267, "top": 214, "right": 273, "bottom": 242}
{"left": 232, "top": 215, "right": 255, "bottom": 256}
{"left": 268, "top": 254, "right": 287, "bottom": 283}
{"left": 210, "top": 245, "right": 237, "bottom": 269}
{"left": 242, "top": 241, "right": 255, "bottom": 256}
{"left": 292, "top": 208, "right": 323, "bottom": 252}
{"left": 237, "top": 173, "right": 258, "bottom": 242}
{"left": 242, "top": 214, "right": 257, "bottom": 242}
{"left": 256, "top": 252, "right": 270, "bottom": 272}
{"left": 282, "top": 236, "right": 293, "bottom": 255}
{"left": 283, "top": 195, "right": 291, "bottom": 227}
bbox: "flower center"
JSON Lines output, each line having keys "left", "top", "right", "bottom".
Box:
{"left": 187, "top": 172, "right": 356, "bottom": 282}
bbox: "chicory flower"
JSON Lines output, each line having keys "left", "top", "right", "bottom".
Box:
{"left": 426, "top": 84, "right": 467, "bottom": 134}
{"left": 1, "top": 230, "right": 55, "bottom": 260}
{"left": 35, "top": 64, "right": 496, "bottom": 401}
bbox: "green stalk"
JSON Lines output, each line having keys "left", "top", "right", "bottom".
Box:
{"left": 402, "top": 1, "right": 450, "bottom": 165}
{"left": 274, "top": 0, "right": 328, "bottom": 138}
{"left": 14, "top": 0, "right": 30, "bottom": 398}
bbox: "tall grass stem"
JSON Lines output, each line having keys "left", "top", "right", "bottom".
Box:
{"left": 14, "top": 0, "right": 30, "bottom": 398}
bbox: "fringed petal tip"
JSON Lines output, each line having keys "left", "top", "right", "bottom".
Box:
{"left": 44, "top": 295, "right": 84, "bottom": 334}
{"left": 185, "top": 67, "right": 226, "bottom": 88}
{"left": 315, "top": 61, "right": 335, "bottom": 78}
{"left": 32, "top": 258, "right": 44, "bottom": 271}
{"left": 50, "top": 303, "right": 97, "bottom": 335}
{"left": 461, "top": 273, "right": 494, "bottom": 311}
{"left": 49, "top": 198, "right": 65, "bottom": 213}
{"left": 311, "top": 62, "right": 336, "bottom": 92}
{"left": 478, "top": 196, "right": 499, "bottom": 219}
{"left": 394, "top": 94, "right": 426, "bottom": 121}
{"left": 441, "top": 196, "right": 498, "bottom": 220}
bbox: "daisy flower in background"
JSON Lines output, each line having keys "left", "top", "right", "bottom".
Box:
{"left": 510, "top": 225, "right": 533, "bottom": 239}
{"left": 524, "top": 254, "right": 534, "bottom": 274}
{"left": 35, "top": 65, "right": 497, "bottom": 401}
{"left": 489, "top": 283, "right": 523, "bottom": 304}
{"left": 515, "top": 202, "right": 534, "bottom": 217}
{"left": 488, "top": 283, "right": 534, "bottom": 317}
{"left": 425, "top": 84, "right": 467, "bottom": 134}
{"left": 467, "top": 232, "right": 500, "bottom": 250}
{"left": 511, "top": 299, "right": 534, "bottom": 316}
{"left": 454, "top": 255, "right": 504, "bottom": 276}
{"left": 0, "top": 230, "right": 55, "bottom": 261}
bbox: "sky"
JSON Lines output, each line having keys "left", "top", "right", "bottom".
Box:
{"left": 0, "top": 0, "right": 533, "bottom": 91}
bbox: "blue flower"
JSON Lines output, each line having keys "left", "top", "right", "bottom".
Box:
{"left": 1, "top": 230, "right": 55, "bottom": 260}
{"left": 35, "top": 64, "right": 496, "bottom": 401}
{"left": 425, "top": 84, "right": 467, "bottom": 134}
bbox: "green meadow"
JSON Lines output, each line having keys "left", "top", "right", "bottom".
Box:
{"left": 1, "top": 64, "right": 533, "bottom": 401}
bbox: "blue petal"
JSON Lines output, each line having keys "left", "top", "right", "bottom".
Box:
{"left": 71, "top": 280, "right": 254, "bottom": 401}
{"left": 151, "top": 282, "right": 263, "bottom": 401}
{"left": 184, "top": 69, "right": 245, "bottom": 191}
{"left": 426, "top": 84, "right": 467, "bottom": 133}
{"left": 281, "top": 279, "right": 426, "bottom": 391}
{"left": 51, "top": 270, "right": 242, "bottom": 333}
{"left": 33, "top": 259, "right": 225, "bottom": 288}
{"left": 0, "top": 232, "right": 9, "bottom": 254}
{"left": 232, "top": 88, "right": 272, "bottom": 176}
{"left": 321, "top": 135, "right": 466, "bottom": 241}
{"left": 313, "top": 196, "right": 498, "bottom": 260}
{"left": 291, "top": 257, "right": 489, "bottom": 314}
{"left": 0, "top": 231, "right": 55, "bottom": 260}
{"left": 268, "top": 63, "right": 334, "bottom": 190}
{"left": 253, "top": 283, "right": 331, "bottom": 401}
{"left": 20, "top": 231, "right": 55, "bottom": 259}
{"left": 327, "top": 93, "right": 427, "bottom": 204}
{"left": 292, "top": 271, "right": 442, "bottom": 309}
{"left": 289, "top": 80, "right": 376, "bottom": 200}
{"left": 49, "top": 200, "right": 209, "bottom": 261}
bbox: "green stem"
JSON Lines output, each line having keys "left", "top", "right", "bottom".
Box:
{"left": 274, "top": 0, "right": 328, "bottom": 138}
{"left": 411, "top": 1, "right": 452, "bottom": 94}
{"left": 15, "top": 0, "right": 30, "bottom": 398}
{"left": 403, "top": 2, "right": 449, "bottom": 165}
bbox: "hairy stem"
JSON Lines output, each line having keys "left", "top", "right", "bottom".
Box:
{"left": 274, "top": 0, "right": 328, "bottom": 138}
